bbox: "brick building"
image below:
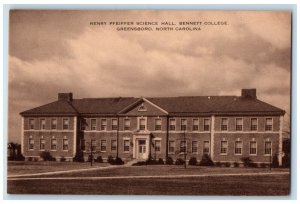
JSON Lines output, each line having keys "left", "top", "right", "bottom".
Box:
{"left": 20, "top": 89, "right": 285, "bottom": 165}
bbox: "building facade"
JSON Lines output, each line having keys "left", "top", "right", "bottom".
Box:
{"left": 20, "top": 89, "right": 285, "bottom": 165}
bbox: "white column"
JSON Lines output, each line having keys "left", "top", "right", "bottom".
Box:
{"left": 211, "top": 115, "right": 215, "bottom": 160}
{"left": 278, "top": 115, "right": 284, "bottom": 166}
{"left": 21, "top": 117, "right": 24, "bottom": 154}
{"left": 73, "top": 116, "right": 77, "bottom": 157}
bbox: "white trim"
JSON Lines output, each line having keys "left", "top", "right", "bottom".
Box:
{"left": 142, "top": 98, "right": 169, "bottom": 114}
{"left": 122, "top": 137, "right": 131, "bottom": 140}
{"left": 24, "top": 130, "right": 74, "bottom": 133}
{"left": 21, "top": 117, "right": 24, "bottom": 154}
{"left": 214, "top": 131, "right": 280, "bottom": 134}
{"left": 153, "top": 137, "right": 162, "bottom": 141}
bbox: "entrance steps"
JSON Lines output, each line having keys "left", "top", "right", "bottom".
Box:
{"left": 125, "top": 159, "right": 142, "bottom": 166}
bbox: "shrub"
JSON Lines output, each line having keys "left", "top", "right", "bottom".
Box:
{"left": 282, "top": 154, "right": 290, "bottom": 168}
{"left": 158, "top": 158, "right": 164, "bottom": 165}
{"left": 73, "top": 151, "right": 84, "bottom": 162}
{"left": 260, "top": 163, "right": 268, "bottom": 168}
{"left": 188, "top": 157, "right": 198, "bottom": 166}
{"left": 40, "top": 151, "right": 54, "bottom": 161}
{"left": 146, "top": 157, "right": 156, "bottom": 165}
{"left": 28, "top": 157, "right": 33, "bottom": 162}
{"left": 249, "top": 163, "right": 258, "bottom": 168}
{"left": 165, "top": 157, "right": 174, "bottom": 165}
{"left": 272, "top": 155, "right": 279, "bottom": 168}
{"left": 88, "top": 155, "right": 94, "bottom": 162}
{"left": 241, "top": 157, "right": 253, "bottom": 167}
{"left": 95, "top": 156, "right": 103, "bottom": 163}
{"left": 175, "top": 158, "right": 185, "bottom": 165}
{"left": 114, "top": 157, "right": 124, "bottom": 165}
{"left": 215, "top": 162, "right": 222, "bottom": 167}
{"left": 233, "top": 162, "right": 239, "bottom": 167}
{"left": 107, "top": 155, "right": 114, "bottom": 164}
{"left": 60, "top": 157, "right": 66, "bottom": 162}
{"left": 199, "top": 154, "right": 214, "bottom": 166}
{"left": 33, "top": 157, "right": 39, "bottom": 162}
{"left": 225, "top": 162, "right": 231, "bottom": 167}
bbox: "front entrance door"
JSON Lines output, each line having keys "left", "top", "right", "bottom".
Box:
{"left": 137, "top": 139, "right": 147, "bottom": 160}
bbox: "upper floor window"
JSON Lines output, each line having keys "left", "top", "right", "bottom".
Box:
{"left": 169, "top": 118, "right": 176, "bottom": 131}
{"left": 40, "top": 138, "right": 45, "bottom": 150}
{"left": 204, "top": 119, "right": 210, "bottom": 131}
{"left": 265, "top": 118, "right": 273, "bottom": 131}
{"left": 193, "top": 119, "right": 199, "bottom": 131}
{"left": 28, "top": 138, "right": 34, "bottom": 150}
{"left": 181, "top": 119, "right": 187, "bottom": 131}
{"left": 154, "top": 118, "right": 162, "bottom": 131}
{"left": 154, "top": 140, "right": 161, "bottom": 152}
{"left": 168, "top": 141, "right": 175, "bottom": 154}
{"left": 139, "top": 118, "right": 146, "bottom": 130}
{"left": 249, "top": 141, "right": 257, "bottom": 155}
{"left": 264, "top": 141, "right": 272, "bottom": 155}
{"left": 63, "top": 118, "right": 69, "bottom": 130}
{"left": 112, "top": 119, "right": 118, "bottom": 130}
{"left": 235, "top": 118, "right": 243, "bottom": 131}
{"left": 63, "top": 139, "right": 69, "bottom": 151}
{"left": 203, "top": 141, "right": 210, "bottom": 154}
{"left": 220, "top": 141, "right": 228, "bottom": 155}
{"left": 251, "top": 118, "right": 258, "bottom": 131}
{"left": 40, "top": 119, "right": 46, "bottom": 130}
{"left": 221, "top": 118, "right": 228, "bottom": 131}
{"left": 234, "top": 141, "right": 242, "bottom": 155}
{"left": 124, "top": 118, "right": 130, "bottom": 130}
{"left": 51, "top": 119, "right": 57, "bottom": 130}
{"left": 29, "top": 119, "right": 35, "bottom": 130}
{"left": 101, "top": 119, "right": 107, "bottom": 131}
{"left": 91, "top": 119, "right": 97, "bottom": 131}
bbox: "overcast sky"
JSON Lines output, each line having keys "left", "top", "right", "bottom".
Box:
{"left": 8, "top": 10, "right": 291, "bottom": 143}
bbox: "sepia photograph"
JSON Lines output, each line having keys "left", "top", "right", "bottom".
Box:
{"left": 7, "top": 9, "right": 291, "bottom": 196}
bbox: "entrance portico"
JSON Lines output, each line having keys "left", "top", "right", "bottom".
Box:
{"left": 132, "top": 130, "right": 151, "bottom": 160}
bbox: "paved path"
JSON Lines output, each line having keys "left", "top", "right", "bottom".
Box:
{"left": 8, "top": 171, "right": 289, "bottom": 181}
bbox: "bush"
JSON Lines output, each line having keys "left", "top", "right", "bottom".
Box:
{"left": 249, "top": 163, "right": 258, "bottom": 168}
{"left": 40, "top": 151, "right": 55, "bottom": 161}
{"left": 199, "top": 154, "right": 214, "bottom": 166}
{"left": 107, "top": 155, "right": 114, "bottom": 164}
{"left": 241, "top": 157, "right": 253, "bottom": 167}
{"left": 114, "top": 157, "right": 124, "bottom": 165}
{"left": 272, "top": 155, "right": 279, "bottom": 168}
{"left": 33, "top": 157, "right": 39, "bottom": 162}
{"left": 158, "top": 158, "right": 164, "bottom": 165}
{"left": 215, "top": 161, "right": 222, "bottom": 167}
{"left": 188, "top": 157, "right": 198, "bottom": 166}
{"left": 95, "top": 156, "right": 103, "bottom": 163}
{"left": 175, "top": 158, "right": 185, "bottom": 165}
{"left": 225, "top": 162, "right": 231, "bottom": 167}
{"left": 260, "top": 163, "right": 268, "bottom": 168}
{"left": 233, "top": 162, "right": 239, "bottom": 167}
{"left": 282, "top": 154, "right": 290, "bottom": 168}
{"left": 60, "top": 157, "right": 66, "bottom": 162}
{"left": 73, "top": 151, "right": 84, "bottom": 162}
{"left": 88, "top": 155, "right": 94, "bottom": 162}
{"left": 146, "top": 157, "right": 157, "bottom": 165}
{"left": 28, "top": 157, "right": 33, "bottom": 162}
{"left": 166, "top": 157, "right": 174, "bottom": 165}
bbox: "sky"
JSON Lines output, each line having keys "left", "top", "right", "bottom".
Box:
{"left": 8, "top": 10, "right": 291, "bottom": 143}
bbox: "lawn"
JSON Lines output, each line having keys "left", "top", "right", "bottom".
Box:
{"left": 7, "top": 174, "right": 290, "bottom": 195}
{"left": 7, "top": 161, "right": 109, "bottom": 176}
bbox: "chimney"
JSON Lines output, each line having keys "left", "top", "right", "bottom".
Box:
{"left": 58, "top": 93, "right": 73, "bottom": 102}
{"left": 241, "top": 89, "right": 256, "bottom": 99}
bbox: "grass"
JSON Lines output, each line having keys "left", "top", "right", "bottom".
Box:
{"left": 7, "top": 174, "right": 290, "bottom": 195}
{"left": 7, "top": 161, "right": 109, "bottom": 175}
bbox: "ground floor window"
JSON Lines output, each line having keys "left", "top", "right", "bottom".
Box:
{"left": 63, "top": 139, "right": 69, "bottom": 151}
{"left": 220, "top": 141, "right": 228, "bottom": 154}
{"left": 40, "top": 139, "right": 45, "bottom": 150}
{"left": 124, "top": 140, "right": 130, "bottom": 152}
{"left": 154, "top": 140, "right": 161, "bottom": 152}
{"left": 51, "top": 139, "right": 57, "bottom": 151}
{"left": 100, "top": 140, "right": 107, "bottom": 152}
{"left": 180, "top": 141, "right": 187, "bottom": 153}
{"left": 168, "top": 140, "right": 175, "bottom": 154}
{"left": 111, "top": 140, "right": 117, "bottom": 151}
{"left": 250, "top": 141, "right": 257, "bottom": 155}
{"left": 91, "top": 139, "right": 96, "bottom": 151}
{"left": 28, "top": 138, "right": 34, "bottom": 150}
{"left": 192, "top": 141, "right": 198, "bottom": 154}
{"left": 264, "top": 141, "right": 272, "bottom": 155}
{"left": 234, "top": 141, "right": 242, "bottom": 155}
{"left": 203, "top": 141, "right": 210, "bottom": 154}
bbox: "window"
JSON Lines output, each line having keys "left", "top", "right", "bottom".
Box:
{"left": 192, "top": 141, "right": 198, "bottom": 154}
{"left": 168, "top": 141, "right": 175, "bottom": 154}
{"left": 204, "top": 119, "right": 210, "bottom": 131}
{"left": 251, "top": 118, "right": 258, "bottom": 131}
{"left": 203, "top": 141, "right": 210, "bottom": 154}
{"left": 193, "top": 119, "right": 199, "bottom": 131}
{"left": 51, "top": 119, "right": 57, "bottom": 130}
{"left": 220, "top": 141, "right": 228, "bottom": 154}
{"left": 181, "top": 119, "right": 187, "bottom": 131}
{"left": 40, "top": 119, "right": 46, "bottom": 130}
{"left": 264, "top": 141, "right": 272, "bottom": 155}
{"left": 180, "top": 141, "right": 187, "bottom": 153}
{"left": 29, "top": 119, "right": 35, "bottom": 130}
{"left": 111, "top": 140, "right": 117, "bottom": 151}
{"left": 169, "top": 118, "right": 176, "bottom": 131}
{"left": 155, "top": 119, "right": 162, "bottom": 131}
{"left": 81, "top": 118, "right": 87, "bottom": 130}
{"left": 139, "top": 118, "right": 146, "bottom": 130}
{"left": 91, "top": 119, "right": 97, "bottom": 130}
{"left": 51, "top": 139, "right": 57, "bottom": 150}
{"left": 236, "top": 118, "right": 243, "bottom": 131}
{"left": 63, "top": 139, "right": 69, "bottom": 151}
{"left": 112, "top": 119, "right": 118, "bottom": 130}
{"left": 124, "top": 119, "right": 130, "bottom": 130}
{"left": 29, "top": 138, "right": 34, "bottom": 150}
{"left": 40, "top": 139, "right": 45, "bottom": 150}
{"left": 250, "top": 141, "right": 257, "bottom": 155}
{"left": 221, "top": 118, "right": 228, "bottom": 131}
{"left": 100, "top": 140, "right": 106, "bottom": 152}
{"left": 80, "top": 139, "right": 85, "bottom": 151}
{"left": 265, "top": 118, "right": 273, "bottom": 131}
{"left": 91, "top": 139, "right": 96, "bottom": 151}
{"left": 63, "top": 118, "right": 69, "bottom": 130}
{"left": 123, "top": 140, "right": 130, "bottom": 152}
{"left": 234, "top": 141, "right": 242, "bottom": 155}
{"left": 154, "top": 140, "right": 161, "bottom": 152}
{"left": 101, "top": 119, "right": 107, "bottom": 131}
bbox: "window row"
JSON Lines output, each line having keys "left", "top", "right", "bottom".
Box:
{"left": 28, "top": 138, "right": 69, "bottom": 151}
{"left": 220, "top": 118, "right": 273, "bottom": 132}
{"left": 168, "top": 140, "right": 210, "bottom": 154}
{"left": 80, "top": 139, "right": 138, "bottom": 153}
{"left": 28, "top": 118, "right": 70, "bottom": 130}
{"left": 220, "top": 140, "right": 272, "bottom": 156}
